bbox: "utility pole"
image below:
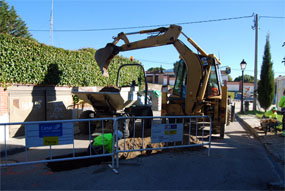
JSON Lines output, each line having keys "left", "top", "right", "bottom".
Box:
{"left": 253, "top": 14, "right": 258, "bottom": 111}
{"left": 50, "top": 0, "right": 54, "bottom": 45}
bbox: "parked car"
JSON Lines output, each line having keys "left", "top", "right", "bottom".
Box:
{"left": 234, "top": 93, "right": 253, "bottom": 102}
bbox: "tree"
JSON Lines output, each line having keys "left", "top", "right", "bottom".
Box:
{"left": 147, "top": 66, "right": 165, "bottom": 73}
{"left": 0, "top": 0, "right": 32, "bottom": 38}
{"left": 257, "top": 35, "right": 275, "bottom": 112}
{"left": 234, "top": 75, "right": 255, "bottom": 83}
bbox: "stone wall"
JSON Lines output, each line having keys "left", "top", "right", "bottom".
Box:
{"left": 0, "top": 84, "right": 163, "bottom": 138}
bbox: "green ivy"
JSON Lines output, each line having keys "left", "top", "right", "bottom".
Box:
{"left": 0, "top": 33, "right": 143, "bottom": 87}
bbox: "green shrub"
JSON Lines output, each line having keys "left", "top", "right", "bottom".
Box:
{"left": 0, "top": 33, "right": 143, "bottom": 87}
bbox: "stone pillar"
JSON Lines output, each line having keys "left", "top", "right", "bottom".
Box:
{"left": 0, "top": 88, "right": 9, "bottom": 142}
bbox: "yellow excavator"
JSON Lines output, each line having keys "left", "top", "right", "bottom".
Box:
{"left": 95, "top": 25, "right": 229, "bottom": 138}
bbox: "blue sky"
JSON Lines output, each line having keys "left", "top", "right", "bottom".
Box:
{"left": 6, "top": 0, "right": 285, "bottom": 79}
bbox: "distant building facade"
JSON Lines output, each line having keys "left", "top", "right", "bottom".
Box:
{"left": 227, "top": 81, "right": 254, "bottom": 99}
{"left": 146, "top": 69, "right": 175, "bottom": 86}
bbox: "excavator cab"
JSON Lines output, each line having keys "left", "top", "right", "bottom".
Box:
{"left": 172, "top": 58, "right": 222, "bottom": 99}
{"left": 207, "top": 64, "right": 222, "bottom": 98}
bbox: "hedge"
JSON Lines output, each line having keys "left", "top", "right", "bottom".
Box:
{"left": 0, "top": 33, "right": 143, "bottom": 87}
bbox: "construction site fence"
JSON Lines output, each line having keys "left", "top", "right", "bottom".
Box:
{"left": 113, "top": 115, "right": 212, "bottom": 169}
{"left": 0, "top": 115, "right": 212, "bottom": 172}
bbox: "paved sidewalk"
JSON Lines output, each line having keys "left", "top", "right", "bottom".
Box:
{"left": 236, "top": 114, "right": 285, "bottom": 165}
{"left": 237, "top": 114, "right": 285, "bottom": 189}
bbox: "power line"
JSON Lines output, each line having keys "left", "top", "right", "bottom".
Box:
{"left": 138, "top": 58, "right": 174, "bottom": 65}
{"left": 231, "top": 68, "right": 285, "bottom": 75}
{"left": 30, "top": 14, "right": 254, "bottom": 32}
{"left": 259, "top": 16, "right": 285, "bottom": 19}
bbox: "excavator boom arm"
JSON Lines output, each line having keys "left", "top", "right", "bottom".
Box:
{"left": 95, "top": 25, "right": 182, "bottom": 76}
{"left": 95, "top": 25, "right": 215, "bottom": 114}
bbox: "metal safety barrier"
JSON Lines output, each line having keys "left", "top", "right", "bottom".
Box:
{"left": 0, "top": 115, "right": 212, "bottom": 173}
{"left": 0, "top": 117, "right": 118, "bottom": 173}
{"left": 113, "top": 115, "right": 212, "bottom": 169}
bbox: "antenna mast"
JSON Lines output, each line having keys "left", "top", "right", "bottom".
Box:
{"left": 50, "top": 0, "right": 54, "bottom": 45}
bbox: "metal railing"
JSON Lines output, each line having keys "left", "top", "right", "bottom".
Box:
{"left": 0, "top": 118, "right": 118, "bottom": 172}
{"left": 113, "top": 115, "right": 212, "bottom": 169}
{"left": 0, "top": 115, "right": 212, "bottom": 172}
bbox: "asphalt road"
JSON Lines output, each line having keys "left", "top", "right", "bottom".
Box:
{"left": 1, "top": 120, "right": 282, "bottom": 190}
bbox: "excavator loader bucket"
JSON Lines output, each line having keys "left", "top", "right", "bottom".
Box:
{"left": 95, "top": 43, "right": 119, "bottom": 77}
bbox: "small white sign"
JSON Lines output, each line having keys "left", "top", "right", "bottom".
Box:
{"left": 151, "top": 123, "right": 183, "bottom": 143}
{"left": 25, "top": 122, "right": 74, "bottom": 147}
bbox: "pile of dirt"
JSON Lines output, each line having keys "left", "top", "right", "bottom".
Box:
{"left": 117, "top": 135, "right": 202, "bottom": 160}
{"left": 260, "top": 118, "right": 278, "bottom": 129}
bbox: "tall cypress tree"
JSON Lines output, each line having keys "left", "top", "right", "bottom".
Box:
{"left": 257, "top": 35, "right": 275, "bottom": 112}
{"left": 0, "top": 0, "right": 32, "bottom": 38}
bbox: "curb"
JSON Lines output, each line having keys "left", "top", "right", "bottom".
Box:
{"left": 237, "top": 115, "right": 285, "bottom": 190}
{"left": 236, "top": 115, "right": 284, "bottom": 165}
{"left": 235, "top": 115, "right": 260, "bottom": 140}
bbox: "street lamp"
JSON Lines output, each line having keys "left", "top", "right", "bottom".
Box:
{"left": 240, "top": 59, "right": 247, "bottom": 113}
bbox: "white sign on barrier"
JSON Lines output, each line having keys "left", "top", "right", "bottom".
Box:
{"left": 151, "top": 123, "right": 183, "bottom": 143}
{"left": 25, "top": 122, "right": 74, "bottom": 147}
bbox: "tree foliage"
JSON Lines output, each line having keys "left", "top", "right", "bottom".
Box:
{"left": 257, "top": 35, "right": 275, "bottom": 111}
{"left": 234, "top": 75, "right": 255, "bottom": 83}
{"left": 147, "top": 66, "right": 165, "bottom": 73}
{"left": 173, "top": 61, "right": 180, "bottom": 75}
{"left": 0, "top": 0, "right": 32, "bottom": 38}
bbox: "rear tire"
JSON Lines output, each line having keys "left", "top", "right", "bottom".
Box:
{"left": 141, "top": 107, "right": 153, "bottom": 129}
{"left": 220, "top": 124, "right": 225, "bottom": 138}
{"left": 118, "top": 116, "right": 130, "bottom": 138}
{"left": 130, "top": 106, "right": 153, "bottom": 129}
{"left": 226, "top": 106, "right": 231, "bottom": 126}
{"left": 79, "top": 110, "right": 95, "bottom": 135}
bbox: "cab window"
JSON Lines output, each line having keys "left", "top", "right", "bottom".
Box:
{"left": 173, "top": 59, "right": 187, "bottom": 97}
{"left": 207, "top": 65, "right": 220, "bottom": 97}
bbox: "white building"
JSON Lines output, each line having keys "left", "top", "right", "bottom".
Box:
{"left": 276, "top": 75, "right": 285, "bottom": 111}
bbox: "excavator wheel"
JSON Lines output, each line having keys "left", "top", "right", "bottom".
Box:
{"left": 78, "top": 110, "right": 96, "bottom": 135}
{"left": 141, "top": 107, "right": 153, "bottom": 129}
{"left": 130, "top": 106, "right": 153, "bottom": 129}
{"left": 226, "top": 105, "right": 231, "bottom": 126}
{"left": 118, "top": 115, "right": 130, "bottom": 138}
{"left": 220, "top": 125, "right": 225, "bottom": 138}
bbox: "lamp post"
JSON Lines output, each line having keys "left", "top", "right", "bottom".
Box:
{"left": 240, "top": 59, "right": 247, "bottom": 113}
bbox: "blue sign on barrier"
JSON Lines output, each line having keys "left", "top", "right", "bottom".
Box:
{"left": 39, "top": 123, "right": 62, "bottom": 137}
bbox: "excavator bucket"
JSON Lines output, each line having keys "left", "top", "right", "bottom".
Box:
{"left": 95, "top": 43, "right": 119, "bottom": 77}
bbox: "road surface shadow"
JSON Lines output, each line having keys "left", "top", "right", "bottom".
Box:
{"left": 46, "top": 152, "right": 111, "bottom": 172}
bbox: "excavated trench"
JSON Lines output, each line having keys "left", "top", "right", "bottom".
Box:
{"left": 46, "top": 131, "right": 205, "bottom": 172}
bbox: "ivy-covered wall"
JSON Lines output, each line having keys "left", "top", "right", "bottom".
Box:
{"left": 0, "top": 33, "right": 143, "bottom": 87}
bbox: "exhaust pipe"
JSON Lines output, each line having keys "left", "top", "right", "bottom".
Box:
{"left": 95, "top": 43, "right": 119, "bottom": 77}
